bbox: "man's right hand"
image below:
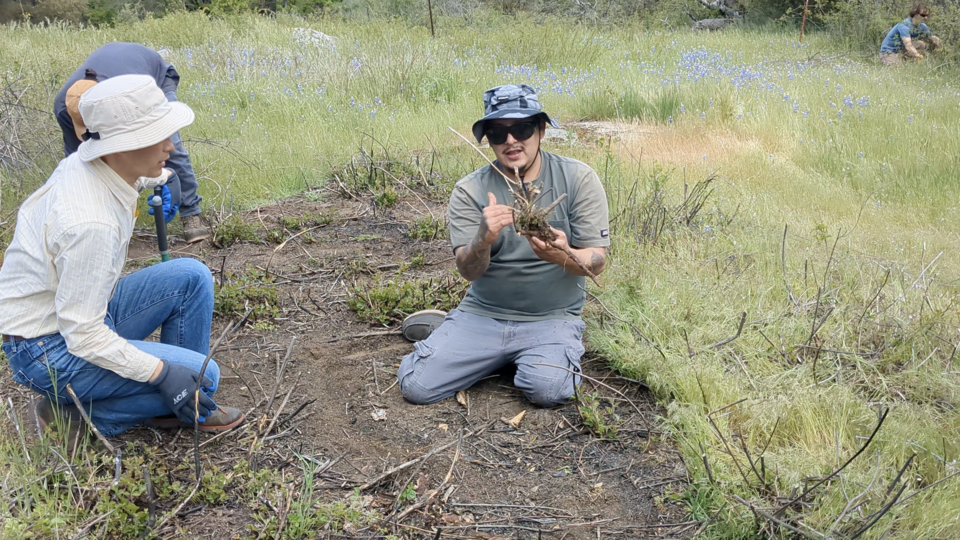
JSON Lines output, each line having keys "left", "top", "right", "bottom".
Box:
{"left": 149, "top": 361, "right": 216, "bottom": 424}
{"left": 477, "top": 192, "right": 514, "bottom": 246}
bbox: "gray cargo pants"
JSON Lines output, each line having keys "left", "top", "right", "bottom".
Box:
{"left": 397, "top": 309, "right": 584, "bottom": 408}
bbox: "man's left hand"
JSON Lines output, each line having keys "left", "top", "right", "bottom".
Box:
{"left": 527, "top": 227, "right": 571, "bottom": 267}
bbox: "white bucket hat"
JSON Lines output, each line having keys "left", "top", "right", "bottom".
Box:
{"left": 77, "top": 74, "right": 195, "bottom": 162}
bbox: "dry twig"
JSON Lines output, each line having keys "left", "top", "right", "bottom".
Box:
{"left": 65, "top": 384, "right": 121, "bottom": 485}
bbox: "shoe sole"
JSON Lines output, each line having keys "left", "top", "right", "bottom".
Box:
{"left": 183, "top": 233, "right": 212, "bottom": 244}
{"left": 402, "top": 310, "right": 447, "bottom": 342}
{"left": 402, "top": 309, "right": 448, "bottom": 323}
{"left": 149, "top": 412, "right": 246, "bottom": 432}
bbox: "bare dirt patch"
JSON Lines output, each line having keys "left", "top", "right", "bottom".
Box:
{"left": 1, "top": 180, "right": 692, "bottom": 539}
{"left": 568, "top": 120, "right": 762, "bottom": 168}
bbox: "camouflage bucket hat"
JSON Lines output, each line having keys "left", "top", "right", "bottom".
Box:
{"left": 471, "top": 84, "right": 559, "bottom": 143}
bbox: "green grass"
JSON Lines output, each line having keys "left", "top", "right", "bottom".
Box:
{"left": 2, "top": 10, "right": 960, "bottom": 539}
{"left": 347, "top": 275, "right": 468, "bottom": 325}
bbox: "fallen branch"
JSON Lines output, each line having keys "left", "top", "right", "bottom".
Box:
{"left": 70, "top": 510, "right": 116, "bottom": 540}
{"left": 65, "top": 384, "right": 121, "bottom": 486}
{"left": 6, "top": 397, "right": 30, "bottom": 463}
{"left": 359, "top": 421, "right": 494, "bottom": 491}
{"left": 893, "top": 469, "right": 960, "bottom": 509}
{"left": 262, "top": 378, "right": 297, "bottom": 438}
{"left": 323, "top": 330, "right": 402, "bottom": 343}
{"left": 193, "top": 322, "right": 237, "bottom": 481}
{"left": 394, "top": 428, "right": 463, "bottom": 522}
{"left": 733, "top": 496, "right": 824, "bottom": 540}
{"left": 265, "top": 336, "right": 297, "bottom": 414}
{"left": 153, "top": 477, "right": 202, "bottom": 533}
{"left": 691, "top": 311, "right": 746, "bottom": 356}
{"left": 138, "top": 464, "right": 157, "bottom": 539}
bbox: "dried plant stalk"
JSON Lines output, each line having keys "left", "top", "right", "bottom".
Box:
{"left": 449, "top": 127, "right": 601, "bottom": 286}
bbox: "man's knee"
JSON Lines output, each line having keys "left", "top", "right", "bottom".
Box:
{"left": 523, "top": 379, "right": 576, "bottom": 408}
{"left": 399, "top": 376, "right": 445, "bottom": 405}
{"left": 398, "top": 349, "right": 437, "bottom": 405}
{"left": 171, "top": 258, "right": 213, "bottom": 296}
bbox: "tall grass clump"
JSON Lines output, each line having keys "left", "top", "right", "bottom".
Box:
{"left": 593, "top": 149, "right": 960, "bottom": 536}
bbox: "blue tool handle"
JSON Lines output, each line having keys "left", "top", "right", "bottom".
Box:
{"left": 152, "top": 186, "right": 170, "bottom": 262}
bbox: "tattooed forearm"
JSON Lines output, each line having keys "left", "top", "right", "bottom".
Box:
{"left": 587, "top": 250, "right": 607, "bottom": 275}
{"left": 456, "top": 235, "right": 493, "bottom": 281}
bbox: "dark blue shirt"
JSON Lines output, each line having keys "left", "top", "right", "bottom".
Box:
{"left": 881, "top": 18, "right": 931, "bottom": 54}
{"left": 54, "top": 42, "right": 180, "bottom": 156}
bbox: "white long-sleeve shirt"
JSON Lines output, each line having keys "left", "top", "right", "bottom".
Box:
{"left": 0, "top": 154, "right": 169, "bottom": 382}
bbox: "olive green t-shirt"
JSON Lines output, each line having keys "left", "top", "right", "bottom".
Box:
{"left": 448, "top": 151, "right": 610, "bottom": 322}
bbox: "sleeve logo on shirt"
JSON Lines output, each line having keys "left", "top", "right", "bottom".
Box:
{"left": 600, "top": 229, "right": 609, "bottom": 238}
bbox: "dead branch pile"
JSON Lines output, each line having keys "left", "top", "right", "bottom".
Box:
{"left": 689, "top": 0, "right": 742, "bottom": 31}
{"left": 0, "top": 73, "right": 60, "bottom": 177}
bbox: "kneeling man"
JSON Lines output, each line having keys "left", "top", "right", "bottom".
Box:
{"left": 399, "top": 84, "right": 609, "bottom": 407}
{"left": 0, "top": 75, "right": 243, "bottom": 441}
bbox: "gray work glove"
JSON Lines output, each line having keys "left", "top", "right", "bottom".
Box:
{"left": 150, "top": 362, "right": 216, "bottom": 424}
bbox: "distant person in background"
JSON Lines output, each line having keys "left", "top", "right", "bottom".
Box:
{"left": 880, "top": 3, "right": 941, "bottom": 66}
{"left": 54, "top": 42, "right": 212, "bottom": 243}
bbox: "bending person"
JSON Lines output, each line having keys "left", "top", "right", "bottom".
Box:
{"left": 1, "top": 75, "right": 244, "bottom": 445}
{"left": 55, "top": 42, "right": 211, "bottom": 243}
{"left": 398, "top": 84, "right": 610, "bottom": 408}
{"left": 880, "top": 3, "right": 941, "bottom": 66}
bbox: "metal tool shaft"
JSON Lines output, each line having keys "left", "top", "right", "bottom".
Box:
{"left": 152, "top": 186, "right": 170, "bottom": 262}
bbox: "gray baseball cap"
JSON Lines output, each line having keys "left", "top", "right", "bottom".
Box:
{"left": 471, "top": 84, "right": 559, "bottom": 143}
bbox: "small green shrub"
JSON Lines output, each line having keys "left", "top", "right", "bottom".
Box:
{"left": 265, "top": 229, "right": 285, "bottom": 244}
{"left": 399, "top": 483, "right": 417, "bottom": 502}
{"left": 213, "top": 216, "right": 259, "bottom": 248}
{"left": 408, "top": 215, "right": 447, "bottom": 241}
{"left": 374, "top": 186, "right": 399, "bottom": 208}
{"left": 410, "top": 252, "right": 426, "bottom": 269}
{"left": 214, "top": 267, "right": 280, "bottom": 320}
{"left": 278, "top": 212, "right": 333, "bottom": 230}
{"left": 577, "top": 391, "right": 621, "bottom": 439}
{"left": 347, "top": 276, "right": 467, "bottom": 325}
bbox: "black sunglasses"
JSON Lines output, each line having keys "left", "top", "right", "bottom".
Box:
{"left": 484, "top": 121, "right": 539, "bottom": 145}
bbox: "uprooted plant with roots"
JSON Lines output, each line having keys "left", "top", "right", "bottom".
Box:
{"left": 450, "top": 127, "right": 601, "bottom": 286}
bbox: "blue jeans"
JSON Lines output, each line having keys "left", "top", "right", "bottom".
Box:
{"left": 397, "top": 309, "right": 584, "bottom": 407}
{"left": 165, "top": 131, "right": 202, "bottom": 217}
{"left": 2, "top": 258, "right": 219, "bottom": 437}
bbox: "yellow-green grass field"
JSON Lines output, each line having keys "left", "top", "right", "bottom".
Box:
{"left": 2, "top": 11, "right": 960, "bottom": 539}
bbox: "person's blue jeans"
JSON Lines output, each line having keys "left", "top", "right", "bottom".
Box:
{"left": 165, "top": 131, "right": 202, "bottom": 217}
{"left": 2, "top": 258, "right": 219, "bottom": 437}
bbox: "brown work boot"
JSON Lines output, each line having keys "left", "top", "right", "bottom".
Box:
{"left": 34, "top": 397, "right": 88, "bottom": 450}
{"left": 180, "top": 213, "right": 212, "bottom": 244}
{"left": 149, "top": 406, "right": 245, "bottom": 433}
